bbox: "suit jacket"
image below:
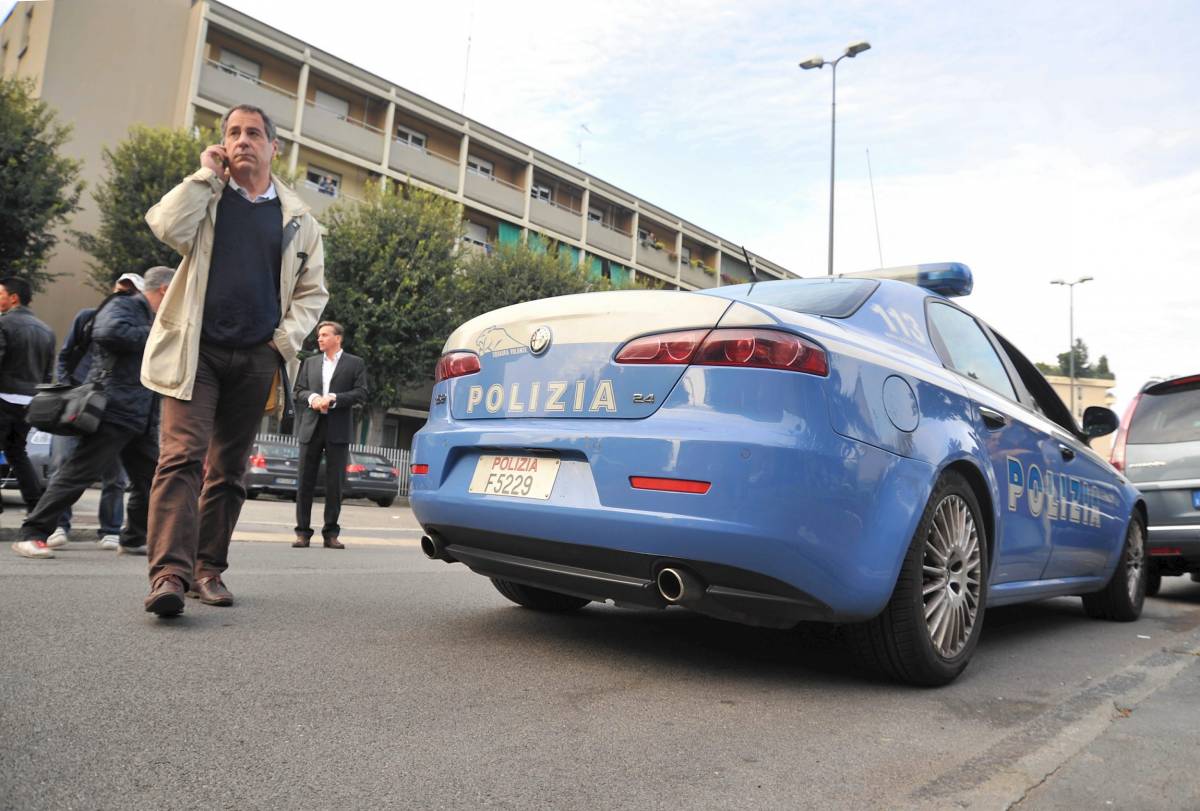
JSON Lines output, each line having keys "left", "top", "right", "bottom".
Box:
{"left": 293, "top": 351, "right": 368, "bottom": 444}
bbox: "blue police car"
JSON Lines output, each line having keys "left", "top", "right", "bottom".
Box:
{"left": 410, "top": 263, "right": 1146, "bottom": 685}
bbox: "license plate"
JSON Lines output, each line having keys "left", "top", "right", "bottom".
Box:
{"left": 368, "top": 472, "right": 389, "bottom": 479}
{"left": 275, "top": 477, "right": 297, "bottom": 486}
{"left": 468, "top": 455, "right": 560, "bottom": 500}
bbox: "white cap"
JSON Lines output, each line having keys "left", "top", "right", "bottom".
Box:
{"left": 115, "top": 273, "right": 145, "bottom": 292}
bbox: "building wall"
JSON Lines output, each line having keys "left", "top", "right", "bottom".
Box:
{"left": 1045, "top": 374, "right": 1117, "bottom": 460}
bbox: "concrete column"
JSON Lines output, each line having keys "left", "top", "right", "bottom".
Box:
{"left": 578, "top": 186, "right": 591, "bottom": 267}
{"left": 522, "top": 159, "right": 534, "bottom": 225}
{"left": 457, "top": 131, "right": 469, "bottom": 195}
{"left": 182, "top": 15, "right": 208, "bottom": 130}
{"left": 629, "top": 209, "right": 640, "bottom": 262}
{"left": 288, "top": 57, "right": 310, "bottom": 175}
{"left": 715, "top": 249, "right": 724, "bottom": 287}
{"left": 381, "top": 97, "right": 396, "bottom": 171}
{"left": 674, "top": 227, "right": 684, "bottom": 287}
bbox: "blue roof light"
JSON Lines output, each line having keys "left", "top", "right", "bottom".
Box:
{"left": 841, "top": 262, "right": 974, "bottom": 297}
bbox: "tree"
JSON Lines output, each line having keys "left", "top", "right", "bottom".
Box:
{"left": 453, "top": 238, "right": 619, "bottom": 326}
{"left": 1037, "top": 338, "right": 1114, "bottom": 380}
{"left": 0, "top": 77, "right": 83, "bottom": 290}
{"left": 321, "top": 184, "right": 464, "bottom": 407}
{"left": 74, "top": 122, "right": 298, "bottom": 292}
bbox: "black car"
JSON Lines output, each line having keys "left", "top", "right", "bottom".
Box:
{"left": 245, "top": 443, "right": 399, "bottom": 507}
{"left": 1111, "top": 373, "right": 1200, "bottom": 594}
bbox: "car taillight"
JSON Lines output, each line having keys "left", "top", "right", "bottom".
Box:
{"left": 249, "top": 453, "right": 267, "bottom": 469}
{"left": 411, "top": 464, "right": 429, "bottom": 475}
{"left": 435, "top": 352, "right": 480, "bottom": 382}
{"left": 614, "top": 329, "right": 711, "bottom": 364}
{"left": 390, "top": 467, "right": 399, "bottom": 477}
{"left": 1109, "top": 393, "right": 1141, "bottom": 472}
{"left": 346, "top": 463, "right": 366, "bottom": 473}
{"left": 617, "top": 328, "right": 827, "bottom": 376}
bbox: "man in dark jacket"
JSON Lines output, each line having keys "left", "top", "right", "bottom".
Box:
{"left": 44, "top": 273, "right": 145, "bottom": 552}
{"left": 0, "top": 277, "right": 56, "bottom": 513}
{"left": 11, "top": 268, "right": 173, "bottom": 560}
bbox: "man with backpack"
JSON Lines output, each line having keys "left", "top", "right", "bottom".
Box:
{"left": 11, "top": 267, "right": 173, "bottom": 560}
{"left": 43, "top": 273, "right": 144, "bottom": 552}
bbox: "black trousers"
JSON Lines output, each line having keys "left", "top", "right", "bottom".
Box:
{"left": 21, "top": 420, "right": 158, "bottom": 547}
{"left": 294, "top": 416, "right": 349, "bottom": 540}
{"left": 0, "top": 400, "right": 44, "bottom": 511}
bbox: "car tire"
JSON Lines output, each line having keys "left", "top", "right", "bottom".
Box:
{"left": 491, "top": 578, "right": 590, "bottom": 612}
{"left": 847, "top": 471, "right": 989, "bottom": 686}
{"left": 1145, "top": 562, "right": 1162, "bottom": 598}
{"left": 375, "top": 497, "right": 395, "bottom": 508}
{"left": 1081, "top": 513, "right": 1146, "bottom": 621}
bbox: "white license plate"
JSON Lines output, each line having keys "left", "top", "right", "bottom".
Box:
{"left": 275, "top": 477, "right": 297, "bottom": 486}
{"left": 368, "top": 472, "right": 389, "bottom": 479}
{"left": 468, "top": 455, "right": 560, "bottom": 500}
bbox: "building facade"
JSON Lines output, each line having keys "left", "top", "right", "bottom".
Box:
{"left": 1044, "top": 374, "right": 1118, "bottom": 460}
{"left": 1, "top": 0, "right": 796, "bottom": 448}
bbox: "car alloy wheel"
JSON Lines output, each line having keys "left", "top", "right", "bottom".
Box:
{"left": 1124, "top": 519, "right": 1145, "bottom": 604}
{"left": 922, "top": 494, "right": 982, "bottom": 659}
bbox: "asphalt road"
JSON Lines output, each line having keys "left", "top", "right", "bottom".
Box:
{"left": 2, "top": 491, "right": 1199, "bottom": 810}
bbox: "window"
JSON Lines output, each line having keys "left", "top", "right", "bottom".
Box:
{"left": 1128, "top": 386, "right": 1200, "bottom": 444}
{"left": 464, "top": 221, "right": 490, "bottom": 246}
{"left": 637, "top": 228, "right": 650, "bottom": 242}
{"left": 467, "top": 155, "right": 494, "bottom": 178}
{"left": 680, "top": 246, "right": 692, "bottom": 265}
{"left": 395, "top": 124, "right": 426, "bottom": 151}
{"left": 588, "top": 207, "right": 603, "bottom": 224}
{"left": 18, "top": 6, "right": 32, "bottom": 57}
{"left": 927, "top": 302, "right": 1017, "bottom": 400}
{"left": 305, "top": 166, "right": 341, "bottom": 197}
{"left": 531, "top": 183, "right": 552, "bottom": 202}
{"left": 314, "top": 89, "right": 350, "bottom": 119}
{"left": 218, "top": 49, "right": 261, "bottom": 82}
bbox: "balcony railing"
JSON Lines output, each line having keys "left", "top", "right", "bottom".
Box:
{"left": 296, "top": 181, "right": 364, "bottom": 219}
{"left": 303, "top": 101, "right": 385, "bottom": 162}
{"left": 530, "top": 196, "right": 582, "bottom": 239}
{"left": 637, "top": 241, "right": 679, "bottom": 278}
{"left": 464, "top": 170, "right": 525, "bottom": 217}
{"left": 198, "top": 59, "right": 297, "bottom": 130}
{"left": 586, "top": 220, "right": 632, "bottom": 259}
{"left": 388, "top": 141, "right": 460, "bottom": 191}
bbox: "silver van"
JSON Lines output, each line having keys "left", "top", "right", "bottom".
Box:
{"left": 1112, "top": 374, "right": 1200, "bottom": 593}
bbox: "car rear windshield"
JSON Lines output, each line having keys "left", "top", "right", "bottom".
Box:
{"left": 706, "top": 278, "right": 879, "bottom": 318}
{"left": 261, "top": 443, "right": 301, "bottom": 459}
{"left": 353, "top": 453, "right": 391, "bottom": 466}
{"left": 1129, "top": 387, "right": 1200, "bottom": 444}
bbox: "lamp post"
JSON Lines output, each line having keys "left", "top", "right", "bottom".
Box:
{"left": 800, "top": 40, "right": 871, "bottom": 276}
{"left": 1050, "top": 276, "right": 1094, "bottom": 420}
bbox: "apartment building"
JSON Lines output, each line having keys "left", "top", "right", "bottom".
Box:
{"left": 1, "top": 0, "right": 796, "bottom": 447}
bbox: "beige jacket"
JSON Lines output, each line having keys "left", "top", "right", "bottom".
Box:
{"left": 142, "top": 167, "right": 328, "bottom": 401}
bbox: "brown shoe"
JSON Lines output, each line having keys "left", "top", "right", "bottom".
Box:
{"left": 187, "top": 575, "right": 234, "bottom": 606}
{"left": 323, "top": 536, "right": 344, "bottom": 549}
{"left": 292, "top": 535, "right": 310, "bottom": 548}
{"left": 144, "top": 575, "right": 186, "bottom": 617}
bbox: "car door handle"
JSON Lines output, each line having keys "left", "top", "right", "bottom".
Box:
{"left": 1058, "top": 443, "right": 1076, "bottom": 461}
{"left": 978, "top": 406, "right": 1009, "bottom": 429}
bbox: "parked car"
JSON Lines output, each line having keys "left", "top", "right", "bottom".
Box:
{"left": 410, "top": 263, "right": 1146, "bottom": 686}
{"left": 244, "top": 442, "right": 399, "bottom": 507}
{"left": 0, "top": 429, "right": 53, "bottom": 492}
{"left": 1110, "top": 373, "right": 1200, "bottom": 595}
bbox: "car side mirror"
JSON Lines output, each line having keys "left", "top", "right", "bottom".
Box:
{"left": 1081, "top": 406, "right": 1119, "bottom": 438}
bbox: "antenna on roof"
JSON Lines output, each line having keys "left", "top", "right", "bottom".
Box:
{"left": 866, "top": 148, "right": 883, "bottom": 267}
{"left": 740, "top": 245, "right": 759, "bottom": 283}
{"left": 577, "top": 123, "right": 592, "bottom": 166}
{"left": 460, "top": 3, "right": 475, "bottom": 114}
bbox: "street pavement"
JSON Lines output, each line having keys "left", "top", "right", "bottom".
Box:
{"left": 2, "top": 490, "right": 1199, "bottom": 810}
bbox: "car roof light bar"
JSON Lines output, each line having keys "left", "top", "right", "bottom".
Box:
{"left": 840, "top": 262, "right": 973, "bottom": 297}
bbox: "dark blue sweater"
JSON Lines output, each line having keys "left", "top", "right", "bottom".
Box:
{"left": 202, "top": 186, "right": 283, "bottom": 348}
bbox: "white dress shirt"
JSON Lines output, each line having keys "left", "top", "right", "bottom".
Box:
{"left": 308, "top": 350, "right": 343, "bottom": 409}
{"left": 228, "top": 176, "right": 277, "bottom": 203}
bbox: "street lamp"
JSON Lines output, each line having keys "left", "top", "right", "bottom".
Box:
{"left": 800, "top": 40, "right": 871, "bottom": 276}
{"left": 1050, "top": 276, "right": 1094, "bottom": 421}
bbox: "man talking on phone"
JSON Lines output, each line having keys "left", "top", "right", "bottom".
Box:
{"left": 140, "top": 103, "right": 327, "bottom": 617}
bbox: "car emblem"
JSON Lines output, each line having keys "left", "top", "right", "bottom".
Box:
{"left": 529, "top": 326, "right": 552, "bottom": 356}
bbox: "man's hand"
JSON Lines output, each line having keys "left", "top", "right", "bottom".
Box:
{"left": 201, "top": 145, "right": 230, "bottom": 180}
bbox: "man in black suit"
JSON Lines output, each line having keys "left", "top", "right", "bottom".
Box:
{"left": 292, "top": 321, "right": 368, "bottom": 549}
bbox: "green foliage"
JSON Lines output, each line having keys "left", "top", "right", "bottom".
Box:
{"left": 73, "top": 122, "right": 299, "bottom": 293}
{"left": 321, "top": 185, "right": 465, "bottom": 406}
{"left": 0, "top": 77, "right": 83, "bottom": 290}
{"left": 453, "top": 239, "right": 617, "bottom": 326}
{"left": 1038, "top": 338, "right": 1114, "bottom": 380}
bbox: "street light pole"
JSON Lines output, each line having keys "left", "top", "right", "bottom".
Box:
{"left": 1050, "top": 276, "right": 1094, "bottom": 421}
{"left": 800, "top": 40, "right": 871, "bottom": 276}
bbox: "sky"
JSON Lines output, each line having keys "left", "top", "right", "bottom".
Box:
{"left": 8, "top": 0, "right": 1197, "bottom": 410}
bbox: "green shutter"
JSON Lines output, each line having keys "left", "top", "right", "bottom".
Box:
{"left": 498, "top": 222, "right": 522, "bottom": 246}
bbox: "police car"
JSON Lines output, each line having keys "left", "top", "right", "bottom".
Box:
{"left": 410, "top": 263, "right": 1146, "bottom": 685}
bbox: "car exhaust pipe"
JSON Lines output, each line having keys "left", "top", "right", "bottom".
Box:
{"left": 420, "top": 533, "right": 455, "bottom": 563}
{"left": 656, "top": 566, "right": 703, "bottom": 605}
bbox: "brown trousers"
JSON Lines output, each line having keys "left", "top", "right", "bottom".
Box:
{"left": 147, "top": 342, "right": 278, "bottom": 587}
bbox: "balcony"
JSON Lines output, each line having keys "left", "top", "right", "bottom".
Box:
{"left": 637, "top": 241, "right": 678, "bottom": 278}
{"left": 303, "top": 102, "right": 385, "bottom": 163}
{"left": 530, "top": 198, "right": 582, "bottom": 240}
{"left": 464, "top": 172, "right": 525, "bottom": 217}
{"left": 388, "top": 142, "right": 460, "bottom": 191}
{"left": 198, "top": 60, "right": 296, "bottom": 130}
{"left": 586, "top": 221, "right": 632, "bottom": 259}
{"left": 680, "top": 260, "right": 717, "bottom": 289}
{"left": 295, "top": 182, "right": 363, "bottom": 221}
